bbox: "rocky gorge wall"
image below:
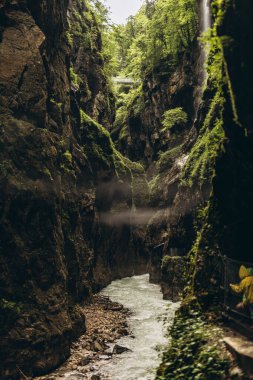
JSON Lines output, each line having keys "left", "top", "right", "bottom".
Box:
{"left": 130, "top": 0, "right": 253, "bottom": 320}
{"left": 191, "top": 0, "right": 253, "bottom": 303}
{"left": 112, "top": 0, "right": 253, "bottom": 307}
{"left": 115, "top": 51, "right": 198, "bottom": 173}
{"left": 153, "top": 0, "right": 253, "bottom": 306}
{"left": 155, "top": 2, "right": 253, "bottom": 377}
{"left": 0, "top": 1, "right": 149, "bottom": 378}
{"left": 113, "top": 35, "right": 213, "bottom": 300}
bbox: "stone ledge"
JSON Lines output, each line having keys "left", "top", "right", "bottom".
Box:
{"left": 224, "top": 336, "right": 253, "bottom": 378}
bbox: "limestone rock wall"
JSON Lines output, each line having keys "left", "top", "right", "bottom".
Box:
{"left": 68, "top": 0, "right": 115, "bottom": 128}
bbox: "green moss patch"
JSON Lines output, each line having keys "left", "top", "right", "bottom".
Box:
{"left": 80, "top": 110, "right": 149, "bottom": 206}
{"left": 157, "top": 306, "right": 229, "bottom": 380}
{"left": 162, "top": 107, "right": 188, "bottom": 132}
{"left": 157, "top": 145, "right": 183, "bottom": 173}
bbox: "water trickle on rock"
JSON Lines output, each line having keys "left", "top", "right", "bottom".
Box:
{"left": 200, "top": 0, "right": 212, "bottom": 76}
{"left": 201, "top": 0, "right": 212, "bottom": 34}
{"left": 194, "top": 0, "right": 212, "bottom": 115}
{"left": 100, "top": 274, "right": 180, "bottom": 380}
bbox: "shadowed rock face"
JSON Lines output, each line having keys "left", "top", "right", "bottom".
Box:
{"left": 0, "top": 1, "right": 149, "bottom": 378}
{"left": 0, "top": 2, "right": 90, "bottom": 378}
{"left": 151, "top": 0, "right": 253, "bottom": 308}
{"left": 210, "top": 0, "right": 253, "bottom": 261}
{"left": 0, "top": 6, "right": 46, "bottom": 125}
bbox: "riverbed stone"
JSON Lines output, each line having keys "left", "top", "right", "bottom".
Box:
{"left": 34, "top": 295, "right": 130, "bottom": 379}
{"left": 117, "top": 328, "right": 129, "bottom": 336}
{"left": 91, "top": 374, "right": 101, "bottom": 380}
{"left": 112, "top": 344, "right": 131, "bottom": 354}
{"left": 93, "top": 341, "right": 104, "bottom": 352}
{"left": 78, "top": 356, "right": 92, "bottom": 366}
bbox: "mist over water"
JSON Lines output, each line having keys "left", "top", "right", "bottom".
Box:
{"left": 99, "top": 191, "right": 208, "bottom": 227}
{"left": 100, "top": 275, "right": 180, "bottom": 380}
{"left": 99, "top": 209, "right": 158, "bottom": 226}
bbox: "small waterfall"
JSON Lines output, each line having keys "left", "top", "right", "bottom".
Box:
{"left": 201, "top": 0, "right": 211, "bottom": 34}
{"left": 199, "top": 0, "right": 211, "bottom": 79}
{"left": 194, "top": 0, "right": 212, "bottom": 116}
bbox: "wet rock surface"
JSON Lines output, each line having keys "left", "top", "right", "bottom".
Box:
{"left": 36, "top": 295, "right": 131, "bottom": 380}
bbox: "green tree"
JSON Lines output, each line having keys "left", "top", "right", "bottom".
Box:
{"left": 162, "top": 107, "right": 188, "bottom": 131}
{"left": 109, "top": 0, "right": 199, "bottom": 79}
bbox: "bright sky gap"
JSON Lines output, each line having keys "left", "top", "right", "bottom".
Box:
{"left": 105, "top": 0, "right": 144, "bottom": 24}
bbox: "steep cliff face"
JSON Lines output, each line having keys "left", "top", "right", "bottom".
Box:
{"left": 0, "top": 1, "right": 148, "bottom": 378}
{"left": 212, "top": 0, "right": 253, "bottom": 261}
{"left": 192, "top": 0, "right": 253, "bottom": 301}
{"left": 156, "top": 2, "right": 253, "bottom": 378}
{"left": 68, "top": 0, "right": 115, "bottom": 128}
{"left": 66, "top": 0, "right": 149, "bottom": 289}
{"left": 0, "top": 2, "right": 86, "bottom": 378}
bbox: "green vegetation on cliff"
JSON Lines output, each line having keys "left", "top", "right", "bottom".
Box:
{"left": 157, "top": 304, "right": 229, "bottom": 380}
{"left": 185, "top": 0, "right": 241, "bottom": 295}
{"left": 161, "top": 107, "right": 188, "bottom": 132}
{"left": 180, "top": 28, "right": 226, "bottom": 188}
{"left": 107, "top": 0, "right": 199, "bottom": 177}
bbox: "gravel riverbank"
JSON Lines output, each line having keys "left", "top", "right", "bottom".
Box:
{"left": 36, "top": 295, "right": 131, "bottom": 380}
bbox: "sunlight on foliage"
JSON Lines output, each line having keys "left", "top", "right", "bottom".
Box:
{"left": 97, "top": 0, "right": 198, "bottom": 80}
{"left": 162, "top": 107, "right": 188, "bottom": 131}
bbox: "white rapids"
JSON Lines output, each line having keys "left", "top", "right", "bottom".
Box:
{"left": 201, "top": 0, "right": 212, "bottom": 34}
{"left": 99, "top": 274, "right": 180, "bottom": 380}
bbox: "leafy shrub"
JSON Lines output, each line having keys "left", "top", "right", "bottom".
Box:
{"left": 162, "top": 107, "right": 188, "bottom": 131}
{"left": 157, "top": 308, "right": 229, "bottom": 380}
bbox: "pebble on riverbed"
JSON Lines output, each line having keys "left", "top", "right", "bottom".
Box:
{"left": 35, "top": 295, "right": 131, "bottom": 380}
{"left": 112, "top": 344, "right": 131, "bottom": 355}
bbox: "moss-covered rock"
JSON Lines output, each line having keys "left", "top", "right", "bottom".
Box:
{"left": 161, "top": 256, "right": 188, "bottom": 301}
{"left": 67, "top": 0, "right": 115, "bottom": 128}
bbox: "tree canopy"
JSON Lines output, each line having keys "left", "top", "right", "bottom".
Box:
{"left": 89, "top": 0, "right": 198, "bottom": 80}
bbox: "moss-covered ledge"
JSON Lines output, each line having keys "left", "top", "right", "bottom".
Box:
{"left": 156, "top": 300, "right": 230, "bottom": 380}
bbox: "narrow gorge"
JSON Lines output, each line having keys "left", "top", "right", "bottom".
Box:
{"left": 0, "top": 0, "right": 253, "bottom": 379}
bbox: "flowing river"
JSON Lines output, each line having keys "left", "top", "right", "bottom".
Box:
{"left": 99, "top": 274, "right": 180, "bottom": 380}
{"left": 37, "top": 274, "right": 179, "bottom": 380}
